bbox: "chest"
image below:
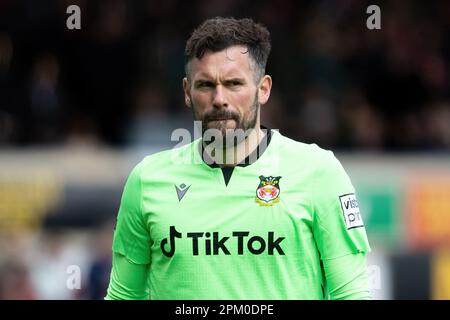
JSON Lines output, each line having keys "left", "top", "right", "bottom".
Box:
{"left": 141, "top": 167, "right": 315, "bottom": 256}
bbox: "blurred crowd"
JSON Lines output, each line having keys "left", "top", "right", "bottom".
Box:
{"left": 0, "top": 0, "right": 449, "bottom": 150}
{"left": 0, "top": 220, "right": 114, "bottom": 300}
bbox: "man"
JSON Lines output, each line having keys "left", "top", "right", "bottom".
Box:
{"left": 106, "top": 17, "right": 371, "bottom": 300}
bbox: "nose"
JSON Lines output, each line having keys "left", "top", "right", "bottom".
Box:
{"left": 212, "top": 85, "right": 228, "bottom": 108}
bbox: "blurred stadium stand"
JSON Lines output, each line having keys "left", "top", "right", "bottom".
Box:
{"left": 1, "top": 0, "right": 450, "bottom": 299}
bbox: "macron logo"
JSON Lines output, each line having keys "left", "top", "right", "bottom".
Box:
{"left": 175, "top": 183, "right": 190, "bottom": 202}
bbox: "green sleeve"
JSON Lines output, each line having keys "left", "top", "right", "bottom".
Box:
{"left": 312, "top": 150, "right": 371, "bottom": 260}
{"left": 112, "top": 161, "right": 152, "bottom": 264}
{"left": 105, "top": 252, "right": 150, "bottom": 300}
{"left": 322, "top": 252, "right": 371, "bottom": 300}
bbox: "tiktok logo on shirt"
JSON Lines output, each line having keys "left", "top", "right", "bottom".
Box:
{"left": 160, "top": 226, "right": 182, "bottom": 257}
{"left": 160, "top": 226, "right": 285, "bottom": 257}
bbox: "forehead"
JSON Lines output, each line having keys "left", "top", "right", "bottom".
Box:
{"left": 188, "top": 45, "right": 254, "bottom": 80}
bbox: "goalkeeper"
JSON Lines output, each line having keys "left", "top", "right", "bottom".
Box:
{"left": 106, "top": 17, "right": 371, "bottom": 300}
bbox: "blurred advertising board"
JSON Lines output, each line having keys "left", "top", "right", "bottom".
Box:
{"left": 406, "top": 174, "right": 450, "bottom": 250}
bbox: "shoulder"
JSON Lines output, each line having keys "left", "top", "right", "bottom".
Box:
{"left": 278, "top": 134, "right": 353, "bottom": 196}
{"left": 131, "top": 139, "right": 199, "bottom": 179}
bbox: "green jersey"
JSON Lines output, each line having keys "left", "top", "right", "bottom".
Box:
{"left": 108, "top": 130, "right": 371, "bottom": 299}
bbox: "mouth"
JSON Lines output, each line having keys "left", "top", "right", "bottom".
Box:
{"left": 204, "top": 112, "right": 239, "bottom": 125}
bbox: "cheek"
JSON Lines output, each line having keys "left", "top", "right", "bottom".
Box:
{"left": 191, "top": 92, "right": 209, "bottom": 109}
{"left": 236, "top": 91, "right": 253, "bottom": 104}
{"left": 236, "top": 91, "right": 257, "bottom": 113}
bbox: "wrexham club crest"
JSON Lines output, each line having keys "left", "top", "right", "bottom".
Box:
{"left": 255, "top": 175, "right": 282, "bottom": 206}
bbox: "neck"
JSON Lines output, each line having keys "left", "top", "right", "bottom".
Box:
{"left": 202, "top": 126, "right": 265, "bottom": 168}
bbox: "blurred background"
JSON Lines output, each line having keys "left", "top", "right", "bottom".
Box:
{"left": 0, "top": 0, "right": 449, "bottom": 299}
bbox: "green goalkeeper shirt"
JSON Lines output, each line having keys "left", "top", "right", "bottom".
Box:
{"left": 106, "top": 129, "right": 371, "bottom": 300}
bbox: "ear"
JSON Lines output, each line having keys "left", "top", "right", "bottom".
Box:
{"left": 183, "top": 77, "right": 191, "bottom": 108}
{"left": 257, "top": 75, "right": 272, "bottom": 105}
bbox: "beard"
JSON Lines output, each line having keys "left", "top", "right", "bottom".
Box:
{"left": 192, "top": 92, "right": 260, "bottom": 148}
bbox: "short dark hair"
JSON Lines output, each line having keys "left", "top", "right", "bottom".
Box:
{"left": 185, "top": 17, "right": 271, "bottom": 81}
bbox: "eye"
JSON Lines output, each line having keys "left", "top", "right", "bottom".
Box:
{"left": 226, "top": 80, "right": 243, "bottom": 87}
{"left": 196, "top": 81, "right": 214, "bottom": 89}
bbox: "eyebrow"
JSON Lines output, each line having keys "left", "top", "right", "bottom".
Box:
{"left": 194, "top": 77, "right": 246, "bottom": 86}
{"left": 194, "top": 79, "right": 215, "bottom": 87}
{"left": 223, "top": 78, "right": 245, "bottom": 83}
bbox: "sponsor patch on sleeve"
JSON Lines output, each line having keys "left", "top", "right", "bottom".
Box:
{"left": 339, "top": 193, "right": 364, "bottom": 229}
